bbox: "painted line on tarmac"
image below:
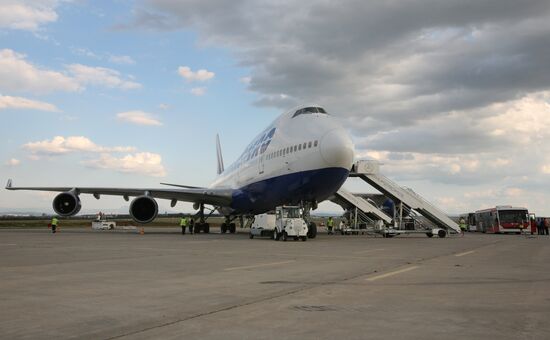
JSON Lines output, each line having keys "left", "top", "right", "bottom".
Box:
{"left": 455, "top": 250, "right": 476, "bottom": 257}
{"left": 0, "top": 243, "right": 17, "bottom": 246}
{"left": 354, "top": 248, "right": 385, "bottom": 255}
{"left": 224, "top": 260, "right": 296, "bottom": 271}
{"left": 366, "top": 266, "right": 419, "bottom": 282}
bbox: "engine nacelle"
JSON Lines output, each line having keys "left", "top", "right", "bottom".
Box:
{"left": 52, "top": 192, "right": 82, "bottom": 217}
{"left": 129, "top": 196, "right": 158, "bottom": 224}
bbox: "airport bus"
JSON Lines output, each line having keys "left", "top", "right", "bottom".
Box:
{"left": 474, "top": 206, "right": 530, "bottom": 234}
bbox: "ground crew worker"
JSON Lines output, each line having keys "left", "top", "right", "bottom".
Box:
{"left": 327, "top": 217, "right": 334, "bottom": 235}
{"left": 180, "top": 215, "right": 188, "bottom": 235}
{"left": 459, "top": 217, "right": 467, "bottom": 234}
{"left": 338, "top": 219, "right": 345, "bottom": 234}
{"left": 189, "top": 217, "right": 195, "bottom": 234}
{"left": 537, "top": 218, "right": 544, "bottom": 235}
{"left": 51, "top": 216, "right": 58, "bottom": 234}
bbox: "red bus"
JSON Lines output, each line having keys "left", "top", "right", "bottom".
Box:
{"left": 475, "top": 206, "right": 530, "bottom": 234}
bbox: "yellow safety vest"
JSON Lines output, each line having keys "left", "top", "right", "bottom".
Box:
{"left": 51, "top": 217, "right": 58, "bottom": 226}
{"left": 327, "top": 219, "right": 334, "bottom": 227}
{"left": 180, "top": 218, "right": 188, "bottom": 227}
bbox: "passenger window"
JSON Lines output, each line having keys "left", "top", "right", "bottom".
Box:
{"left": 294, "top": 145, "right": 297, "bottom": 152}
{"left": 298, "top": 144, "right": 302, "bottom": 151}
{"left": 308, "top": 141, "right": 312, "bottom": 148}
{"left": 303, "top": 143, "right": 306, "bottom": 149}
{"left": 314, "top": 140, "right": 318, "bottom": 147}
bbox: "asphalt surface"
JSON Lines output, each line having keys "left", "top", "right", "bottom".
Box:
{"left": 1, "top": 227, "right": 549, "bottom": 339}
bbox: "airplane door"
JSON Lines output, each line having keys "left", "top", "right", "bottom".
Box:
{"left": 258, "top": 155, "right": 265, "bottom": 175}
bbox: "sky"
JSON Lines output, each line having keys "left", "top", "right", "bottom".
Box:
{"left": 1, "top": 0, "right": 550, "bottom": 216}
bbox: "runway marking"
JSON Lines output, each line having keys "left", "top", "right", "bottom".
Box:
{"left": 224, "top": 260, "right": 296, "bottom": 271}
{"left": 354, "top": 248, "right": 385, "bottom": 255}
{"left": 0, "top": 243, "right": 17, "bottom": 246}
{"left": 455, "top": 250, "right": 475, "bottom": 257}
{"left": 366, "top": 266, "right": 419, "bottom": 282}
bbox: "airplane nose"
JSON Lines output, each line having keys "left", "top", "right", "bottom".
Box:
{"left": 319, "top": 129, "right": 355, "bottom": 169}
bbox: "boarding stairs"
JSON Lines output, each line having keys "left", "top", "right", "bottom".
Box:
{"left": 333, "top": 189, "right": 392, "bottom": 225}
{"left": 348, "top": 160, "right": 460, "bottom": 233}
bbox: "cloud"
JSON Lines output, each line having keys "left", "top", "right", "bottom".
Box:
{"left": 116, "top": 110, "right": 162, "bottom": 126}
{"left": 0, "top": 0, "right": 62, "bottom": 31}
{"left": 0, "top": 49, "right": 142, "bottom": 94}
{"left": 71, "top": 47, "right": 100, "bottom": 59}
{"left": 126, "top": 1, "right": 550, "bottom": 214}
{"left": 67, "top": 64, "right": 142, "bottom": 90}
{"left": 240, "top": 76, "right": 251, "bottom": 84}
{"left": 0, "top": 95, "right": 59, "bottom": 112}
{"left": 158, "top": 103, "right": 169, "bottom": 110}
{"left": 84, "top": 152, "right": 167, "bottom": 177}
{"left": 108, "top": 55, "right": 136, "bottom": 65}
{"left": 177, "top": 66, "right": 215, "bottom": 82}
{"left": 22, "top": 136, "right": 166, "bottom": 177}
{"left": 0, "top": 49, "right": 80, "bottom": 94}
{"left": 190, "top": 87, "right": 206, "bottom": 96}
{"left": 134, "top": 1, "right": 550, "bottom": 129}
{"left": 23, "top": 136, "right": 136, "bottom": 156}
{"left": 5, "top": 158, "right": 20, "bottom": 167}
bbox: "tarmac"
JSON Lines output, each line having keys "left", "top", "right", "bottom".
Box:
{"left": 1, "top": 227, "right": 549, "bottom": 339}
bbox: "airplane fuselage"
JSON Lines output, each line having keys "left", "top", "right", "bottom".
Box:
{"left": 210, "top": 105, "right": 355, "bottom": 215}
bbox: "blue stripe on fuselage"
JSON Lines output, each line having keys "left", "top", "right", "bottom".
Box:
{"left": 230, "top": 167, "right": 349, "bottom": 214}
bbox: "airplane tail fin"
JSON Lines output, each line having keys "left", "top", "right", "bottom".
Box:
{"left": 216, "top": 134, "right": 224, "bottom": 175}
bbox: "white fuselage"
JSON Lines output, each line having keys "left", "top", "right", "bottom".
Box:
{"left": 209, "top": 105, "right": 355, "bottom": 214}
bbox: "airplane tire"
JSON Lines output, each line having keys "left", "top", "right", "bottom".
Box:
{"left": 204, "top": 223, "right": 210, "bottom": 234}
{"left": 301, "top": 236, "right": 307, "bottom": 242}
{"left": 426, "top": 232, "right": 433, "bottom": 238}
{"left": 273, "top": 230, "right": 280, "bottom": 241}
{"left": 282, "top": 231, "right": 288, "bottom": 242}
{"left": 221, "top": 223, "right": 227, "bottom": 233}
{"left": 229, "top": 223, "right": 236, "bottom": 234}
{"left": 307, "top": 222, "right": 317, "bottom": 239}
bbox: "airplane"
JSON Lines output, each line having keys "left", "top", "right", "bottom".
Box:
{"left": 5, "top": 104, "right": 355, "bottom": 238}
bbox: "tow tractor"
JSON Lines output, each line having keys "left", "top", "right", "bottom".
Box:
{"left": 249, "top": 206, "right": 309, "bottom": 241}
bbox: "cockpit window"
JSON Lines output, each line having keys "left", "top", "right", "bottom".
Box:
{"left": 292, "top": 107, "right": 328, "bottom": 118}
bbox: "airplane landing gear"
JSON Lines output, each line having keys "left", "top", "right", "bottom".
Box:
{"left": 302, "top": 201, "right": 317, "bottom": 239}
{"left": 221, "top": 216, "right": 237, "bottom": 234}
{"left": 193, "top": 203, "right": 210, "bottom": 233}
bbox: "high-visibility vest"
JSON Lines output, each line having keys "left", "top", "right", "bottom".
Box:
{"left": 51, "top": 217, "right": 58, "bottom": 226}
{"left": 180, "top": 218, "right": 188, "bottom": 227}
{"left": 327, "top": 219, "right": 334, "bottom": 227}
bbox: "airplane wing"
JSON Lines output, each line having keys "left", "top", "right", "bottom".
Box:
{"left": 5, "top": 179, "right": 232, "bottom": 207}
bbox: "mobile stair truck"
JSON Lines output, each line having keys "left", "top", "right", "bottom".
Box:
{"left": 249, "top": 206, "right": 309, "bottom": 241}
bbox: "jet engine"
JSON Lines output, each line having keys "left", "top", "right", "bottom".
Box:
{"left": 129, "top": 196, "right": 158, "bottom": 224}
{"left": 52, "top": 192, "right": 82, "bottom": 217}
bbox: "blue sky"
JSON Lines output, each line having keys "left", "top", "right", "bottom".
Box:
{"left": 1, "top": 1, "right": 283, "bottom": 213}
{"left": 2, "top": 1, "right": 550, "bottom": 216}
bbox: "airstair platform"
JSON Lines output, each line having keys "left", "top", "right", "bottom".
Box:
{"left": 333, "top": 188, "right": 392, "bottom": 224}
{"left": 349, "top": 160, "right": 460, "bottom": 233}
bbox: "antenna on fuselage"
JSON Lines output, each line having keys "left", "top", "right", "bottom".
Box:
{"left": 216, "top": 134, "right": 225, "bottom": 175}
